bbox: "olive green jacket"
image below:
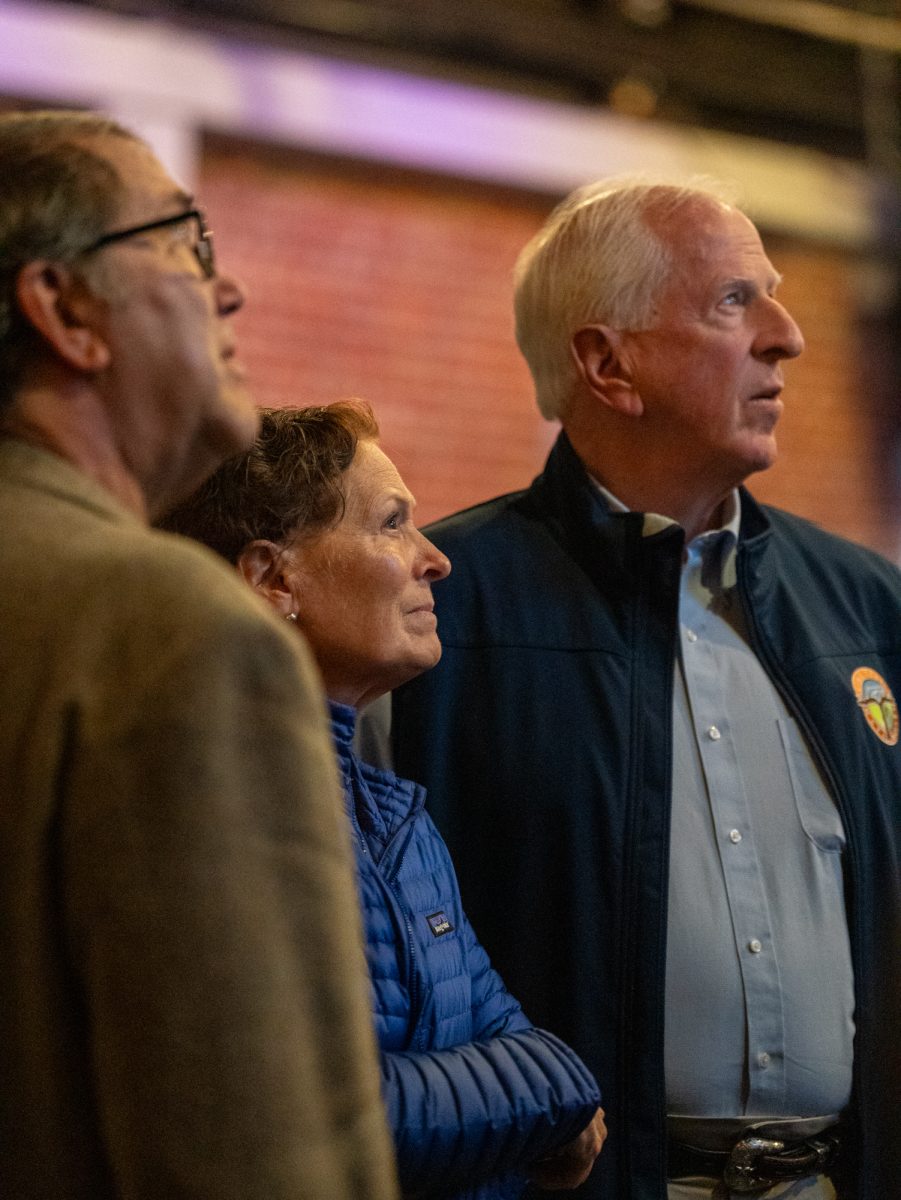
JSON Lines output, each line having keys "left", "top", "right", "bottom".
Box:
{"left": 0, "top": 439, "right": 398, "bottom": 1200}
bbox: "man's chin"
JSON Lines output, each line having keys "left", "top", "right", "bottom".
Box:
{"left": 211, "top": 387, "right": 260, "bottom": 457}
{"left": 151, "top": 401, "right": 258, "bottom": 522}
{"left": 739, "top": 435, "right": 778, "bottom": 478}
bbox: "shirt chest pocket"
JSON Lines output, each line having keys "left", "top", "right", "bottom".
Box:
{"left": 777, "top": 717, "right": 846, "bottom": 853}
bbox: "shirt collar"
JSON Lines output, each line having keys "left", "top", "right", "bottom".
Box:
{"left": 588, "top": 475, "right": 741, "bottom": 590}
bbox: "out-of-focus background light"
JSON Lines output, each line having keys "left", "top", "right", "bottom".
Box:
{"left": 1, "top": 0, "right": 899, "bottom": 553}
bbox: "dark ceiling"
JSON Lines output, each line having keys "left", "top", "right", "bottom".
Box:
{"left": 65, "top": 0, "right": 900, "bottom": 170}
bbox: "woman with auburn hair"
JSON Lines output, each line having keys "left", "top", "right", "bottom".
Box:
{"left": 161, "top": 400, "right": 605, "bottom": 1199}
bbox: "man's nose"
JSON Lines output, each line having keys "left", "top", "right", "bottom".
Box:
{"left": 215, "top": 271, "right": 246, "bottom": 317}
{"left": 760, "top": 298, "right": 805, "bottom": 361}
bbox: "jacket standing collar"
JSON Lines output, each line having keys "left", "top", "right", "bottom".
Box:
{"left": 328, "top": 699, "right": 357, "bottom": 760}
{"left": 542, "top": 430, "right": 773, "bottom": 556}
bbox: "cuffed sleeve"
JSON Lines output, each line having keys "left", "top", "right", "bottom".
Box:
{"left": 381, "top": 1026, "right": 600, "bottom": 1197}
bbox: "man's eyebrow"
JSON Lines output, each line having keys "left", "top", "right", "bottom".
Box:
{"left": 168, "top": 189, "right": 194, "bottom": 210}
{"left": 720, "top": 272, "right": 784, "bottom": 293}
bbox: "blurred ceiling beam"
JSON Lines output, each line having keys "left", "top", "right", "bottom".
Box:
{"left": 156, "top": 0, "right": 875, "bottom": 155}
{"left": 27, "top": 0, "right": 901, "bottom": 162}
{"left": 0, "top": 0, "right": 882, "bottom": 247}
{"left": 679, "top": 0, "right": 901, "bottom": 54}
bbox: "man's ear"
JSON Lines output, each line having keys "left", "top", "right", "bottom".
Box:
{"left": 570, "top": 325, "right": 643, "bottom": 418}
{"left": 15, "top": 261, "right": 111, "bottom": 373}
{"left": 237, "top": 540, "right": 297, "bottom": 618}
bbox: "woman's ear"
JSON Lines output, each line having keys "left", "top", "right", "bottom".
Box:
{"left": 237, "top": 540, "right": 297, "bottom": 618}
{"left": 15, "top": 261, "right": 111, "bottom": 373}
{"left": 570, "top": 325, "right": 643, "bottom": 418}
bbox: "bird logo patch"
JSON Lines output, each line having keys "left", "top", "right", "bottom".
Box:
{"left": 851, "top": 667, "right": 898, "bottom": 746}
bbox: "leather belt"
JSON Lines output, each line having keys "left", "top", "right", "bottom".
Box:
{"left": 668, "top": 1118, "right": 841, "bottom": 1194}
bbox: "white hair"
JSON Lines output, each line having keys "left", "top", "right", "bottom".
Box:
{"left": 513, "top": 175, "right": 739, "bottom": 420}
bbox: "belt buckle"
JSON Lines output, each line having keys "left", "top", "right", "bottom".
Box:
{"left": 723, "top": 1136, "right": 785, "bottom": 1193}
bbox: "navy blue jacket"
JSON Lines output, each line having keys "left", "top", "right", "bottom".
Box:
{"left": 392, "top": 432, "right": 901, "bottom": 1200}
{"left": 329, "top": 702, "right": 601, "bottom": 1200}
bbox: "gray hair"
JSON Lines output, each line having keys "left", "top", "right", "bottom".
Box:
{"left": 159, "top": 401, "right": 381, "bottom": 563}
{"left": 0, "top": 110, "right": 142, "bottom": 414}
{"left": 513, "top": 175, "right": 738, "bottom": 420}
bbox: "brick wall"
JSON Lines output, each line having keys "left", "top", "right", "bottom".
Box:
{"left": 752, "top": 237, "right": 898, "bottom": 558}
{"left": 201, "top": 137, "right": 899, "bottom": 558}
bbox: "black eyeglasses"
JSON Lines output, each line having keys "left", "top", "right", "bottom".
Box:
{"left": 79, "top": 209, "right": 216, "bottom": 279}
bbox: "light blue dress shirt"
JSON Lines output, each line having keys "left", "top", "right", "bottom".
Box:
{"left": 594, "top": 483, "right": 855, "bottom": 1118}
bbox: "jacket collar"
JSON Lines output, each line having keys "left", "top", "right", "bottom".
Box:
{"left": 328, "top": 698, "right": 358, "bottom": 756}
{"left": 537, "top": 431, "right": 773, "bottom": 557}
{"left": 0, "top": 437, "right": 144, "bottom": 528}
{"left": 530, "top": 432, "right": 681, "bottom": 596}
{"left": 737, "top": 484, "right": 774, "bottom": 547}
{"left": 328, "top": 699, "right": 423, "bottom": 853}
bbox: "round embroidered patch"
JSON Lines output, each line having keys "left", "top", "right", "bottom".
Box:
{"left": 851, "top": 667, "right": 899, "bottom": 746}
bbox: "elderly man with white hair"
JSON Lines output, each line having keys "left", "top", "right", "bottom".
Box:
{"left": 390, "top": 178, "right": 901, "bottom": 1200}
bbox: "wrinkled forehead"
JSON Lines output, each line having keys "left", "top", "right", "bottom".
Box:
{"left": 346, "top": 439, "right": 414, "bottom": 512}
{"left": 648, "top": 198, "right": 775, "bottom": 290}
{"left": 80, "top": 133, "right": 190, "bottom": 225}
{"left": 646, "top": 191, "right": 738, "bottom": 244}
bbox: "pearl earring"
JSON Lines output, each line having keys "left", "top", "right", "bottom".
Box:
{"left": 286, "top": 612, "right": 297, "bottom": 622}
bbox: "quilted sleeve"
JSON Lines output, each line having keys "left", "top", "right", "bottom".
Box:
{"left": 381, "top": 1026, "right": 600, "bottom": 1197}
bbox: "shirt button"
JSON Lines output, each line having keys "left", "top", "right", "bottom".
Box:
{"left": 749, "top": 939, "right": 763, "bottom": 954}
{"left": 757, "top": 1052, "right": 771, "bottom": 1068}
{"left": 685, "top": 629, "right": 698, "bottom": 643}
{"left": 729, "top": 829, "right": 742, "bottom": 844}
{"left": 707, "top": 725, "right": 721, "bottom": 741}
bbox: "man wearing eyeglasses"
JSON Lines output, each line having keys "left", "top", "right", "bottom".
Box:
{"left": 0, "top": 110, "right": 398, "bottom": 1200}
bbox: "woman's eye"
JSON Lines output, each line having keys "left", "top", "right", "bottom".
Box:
{"left": 384, "top": 512, "right": 401, "bottom": 530}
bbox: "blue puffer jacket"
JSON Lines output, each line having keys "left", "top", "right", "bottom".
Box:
{"left": 330, "top": 702, "right": 601, "bottom": 1200}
